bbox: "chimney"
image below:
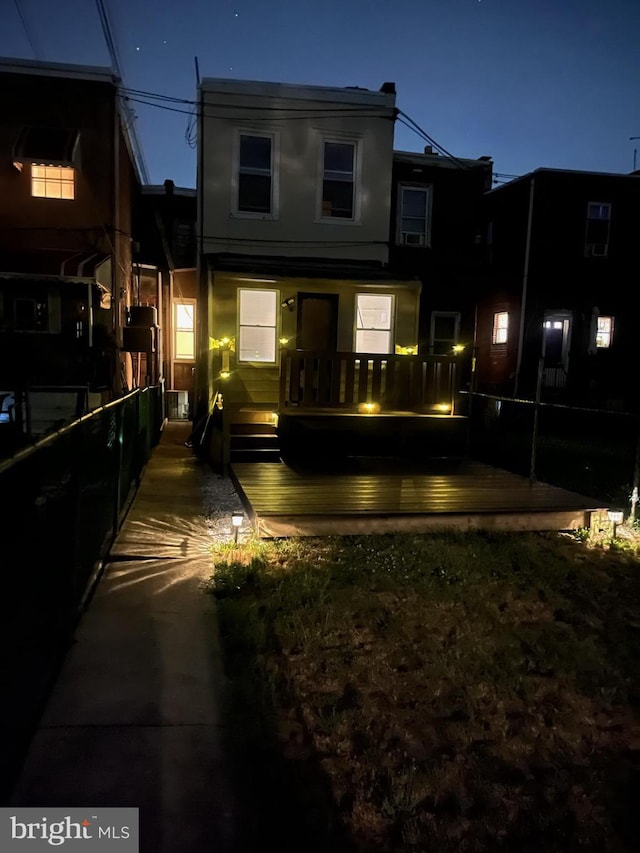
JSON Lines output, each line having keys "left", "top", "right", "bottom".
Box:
{"left": 164, "top": 179, "right": 175, "bottom": 195}
{"left": 424, "top": 145, "right": 437, "bottom": 155}
{"left": 379, "top": 81, "right": 396, "bottom": 94}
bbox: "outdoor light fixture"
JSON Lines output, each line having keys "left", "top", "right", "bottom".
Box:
{"left": 435, "top": 403, "right": 452, "bottom": 413}
{"left": 282, "top": 297, "right": 296, "bottom": 311}
{"left": 220, "top": 371, "right": 230, "bottom": 380}
{"left": 279, "top": 337, "right": 290, "bottom": 346}
{"left": 452, "top": 344, "right": 465, "bottom": 354}
{"left": 608, "top": 510, "right": 624, "bottom": 538}
{"left": 231, "top": 512, "right": 243, "bottom": 544}
{"left": 358, "top": 402, "right": 380, "bottom": 414}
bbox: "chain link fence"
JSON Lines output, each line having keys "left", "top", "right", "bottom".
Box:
{"left": 466, "top": 392, "right": 640, "bottom": 511}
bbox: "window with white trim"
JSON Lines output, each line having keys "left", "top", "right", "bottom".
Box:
{"left": 236, "top": 134, "right": 273, "bottom": 214}
{"left": 238, "top": 289, "right": 278, "bottom": 362}
{"left": 355, "top": 293, "right": 393, "bottom": 354}
{"left": 596, "top": 315, "right": 614, "bottom": 348}
{"left": 492, "top": 311, "right": 508, "bottom": 345}
{"left": 31, "top": 164, "right": 75, "bottom": 199}
{"left": 585, "top": 202, "right": 611, "bottom": 257}
{"left": 321, "top": 140, "right": 356, "bottom": 219}
{"left": 397, "top": 185, "right": 431, "bottom": 246}
{"left": 174, "top": 300, "right": 196, "bottom": 360}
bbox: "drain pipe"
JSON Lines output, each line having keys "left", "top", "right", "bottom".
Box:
{"left": 514, "top": 175, "right": 535, "bottom": 398}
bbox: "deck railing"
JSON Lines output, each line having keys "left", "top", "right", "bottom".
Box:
{"left": 279, "top": 350, "right": 460, "bottom": 411}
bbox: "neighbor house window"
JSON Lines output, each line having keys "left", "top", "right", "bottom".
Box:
{"left": 585, "top": 202, "right": 611, "bottom": 257}
{"left": 596, "top": 316, "right": 614, "bottom": 349}
{"left": 236, "top": 133, "right": 274, "bottom": 214}
{"left": 492, "top": 311, "right": 508, "bottom": 345}
{"left": 238, "top": 289, "right": 277, "bottom": 362}
{"left": 397, "top": 185, "right": 431, "bottom": 246}
{"left": 355, "top": 293, "right": 393, "bottom": 353}
{"left": 31, "top": 164, "right": 75, "bottom": 199}
{"left": 430, "top": 311, "right": 460, "bottom": 354}
{"left": 321, "top": 140, "right": 356, "bottom": 219}
{"left": 174, "top": 300, "right": 196, "bottom": 360}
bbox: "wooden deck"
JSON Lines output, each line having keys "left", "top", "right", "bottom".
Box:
{"left": 230, "top": 460, "right": 606, "bottom": 538}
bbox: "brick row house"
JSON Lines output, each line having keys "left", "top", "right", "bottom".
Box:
{"left": 0, "top": 57, "right": 146, "bottom": 439}
{"left": 474, "top": 168, "right": 640, "bottom": 411}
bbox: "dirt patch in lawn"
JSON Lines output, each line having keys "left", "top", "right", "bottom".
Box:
{"left": 211, "top": 531, "right": 640, "bottom": 852}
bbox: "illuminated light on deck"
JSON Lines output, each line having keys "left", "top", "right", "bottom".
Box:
{"left": 358, "top": 402, "right": 381, "bottom": 414}
{"left": 452, "top": 344, "right": 465, "bottom": 354}
{"left": 220, "top": 371, "right": 231, "bottom": 379}
{"left": 279, "top": 337, "right": 290, "bottom": 346}
{"left": 435, "top": 403, "right": 452, "bottom": 413}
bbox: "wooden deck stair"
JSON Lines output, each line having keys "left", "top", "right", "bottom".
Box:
{"left": 229, "top": 406, "right": 281, "bottom": 464}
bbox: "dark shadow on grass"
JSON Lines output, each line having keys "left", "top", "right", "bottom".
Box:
{"left": 212, "top": 579, "right": 356, "bottom": 853}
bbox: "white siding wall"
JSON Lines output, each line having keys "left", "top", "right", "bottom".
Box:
{"left": 199, "top": 79, "right": 396, "bottom": 264}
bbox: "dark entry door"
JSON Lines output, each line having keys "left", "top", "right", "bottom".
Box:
{"left": 297, "top": 293, "right": 339, "bottom": 351}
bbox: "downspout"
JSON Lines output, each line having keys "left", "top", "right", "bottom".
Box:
{"left": 513, "top": 175, "right": 535, "bottom": 398}
{"left": 195, "top": 59, "right": 208, "bottom": 421}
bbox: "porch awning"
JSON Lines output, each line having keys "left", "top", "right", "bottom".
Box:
{"left": 13, "top": 126, "right": 80, "bottom": 166}
{"left": 0, "top": 249, "right": 110, "bottom": 282}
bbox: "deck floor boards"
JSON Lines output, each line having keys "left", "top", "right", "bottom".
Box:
{"left": 230, "top": 460, "right": 605, "bottom": 537}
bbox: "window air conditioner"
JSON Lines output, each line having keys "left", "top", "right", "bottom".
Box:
{"left": 400, "top": 231, "right": 425, "bottom": 246}
{"left": 586, "top": 242, "right": 608, "bottom": 257}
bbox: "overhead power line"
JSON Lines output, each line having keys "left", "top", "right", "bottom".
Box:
{"left": 13, "top": 0, "right": 41, "bottom": 59}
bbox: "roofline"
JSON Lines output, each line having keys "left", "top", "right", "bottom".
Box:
{"left": 142, "top": 185, "right": 196, "bottom": 197}
{"left": 393, "top": 149, "right": 492, "bottom": 169}
{"left": 0, "top": 56, "right": 119, "bottom": 84}
{"left": 487, "top": 165, "right": 640, "bottom": 195}
{"left": 199, "top": 77, "right": 396, "bottom": 106}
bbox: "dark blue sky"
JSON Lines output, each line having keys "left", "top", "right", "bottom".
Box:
{"left": 3, "top": 0, "right": 640, "bottom": 187}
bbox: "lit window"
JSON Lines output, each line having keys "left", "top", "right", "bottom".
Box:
{"left": 596, "top": 316, "right": 614, "bottom": 349}
{"left": 492, "top": 311, "right": 508, "bottom": 344}
{"left": 398, "top": 186, "right": 431, "bottom": 246}
{"left": 238, "top": 289, "right": 277, "bottom": 362}
{"left": 321, "top": 141, "right": 356, "bottom": 219}
{"left": 31, "top": 164, "right": 75, "bottom": 199}
{"left": 237, "top": 134, "right": 273, "bottom": 214}
{"left": 174, "top": 300, "right": 196, "bottom": 360}
{"left": 355, "top": 293, "right": 393, "bottom": 353}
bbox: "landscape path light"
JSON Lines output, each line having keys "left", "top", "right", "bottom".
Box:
{"left": 231, "top": 511, "right": 244, "bottom": 544}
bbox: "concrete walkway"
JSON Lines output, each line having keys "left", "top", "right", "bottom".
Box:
{"left": 10, "top": 421, "right": 244, "bottom": 852}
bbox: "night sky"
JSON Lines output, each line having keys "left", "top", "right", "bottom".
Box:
{"left": 2, "top": 0, "right": 639, "bottom": 188}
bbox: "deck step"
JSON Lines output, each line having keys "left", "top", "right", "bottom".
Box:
{"left": 230, "top": 426, "right": 280, "bottom": 463}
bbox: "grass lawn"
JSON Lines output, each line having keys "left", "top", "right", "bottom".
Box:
{"left": 210, "top": 530, "right": 640, "bottom": 852}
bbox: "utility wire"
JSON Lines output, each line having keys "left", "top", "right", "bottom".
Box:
{"left": 13, "top": 0, "right": 40, "bottom": 59}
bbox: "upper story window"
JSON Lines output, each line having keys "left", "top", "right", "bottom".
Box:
{"left": 236, "top": 133, "right": 274, "bottom": 215}
{"left": 492, "top": 311, "right": 508, "bottom": 345}
{"left": 596, "top": 316, "right": 614, "bottom": 349}
{"left": 397, "top": 185, "right": 431, "bottom": 246}
{"left": 585, "top": 201, "right": 611, "bottom": 257}
{"left": 321, "top": 140, "right": 356, "bottom": 219}
{"left": 355, "top": 293, "right": 393, "bottom": 354}
{"left": 238, "top": 289, "right": 278, "bottom": 363}
{"left": 31, "top": 164, "right": 75, "bottom": 199}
